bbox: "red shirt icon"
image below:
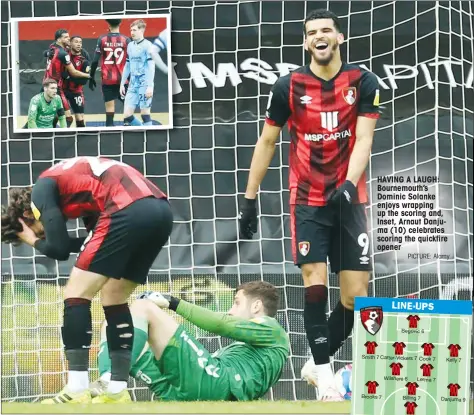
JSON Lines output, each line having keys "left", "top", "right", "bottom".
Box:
{"left": 405, "top": 382, "right": 419, "bottom": 395}
{"left": 365, "top": 380, "right": 379, "bottom": 394}
{"left": 364, "top": 341, "right": 378, "bottom": 355}
{"left": 420, "top": 363, "right": 434, "bottom": 377}
{"left": 405, "top": 401, "right": 418, "bottom": 415}
{"left": 448, "top": 344, "right": 461, "bottom": 357}
{"left": 448, "top": 383, "right": 461, "bottom": 397}
{"left": 393, "top": 341, "right": 407, "bottom": 355}
{"left": 406, "top": 315, "right": 420, "bottom": 328}
{"left": 390, "top": 362, "right": 403, "bottom": 376}
{"left": 421, "top": 342, "right": 435, "bottom": 356}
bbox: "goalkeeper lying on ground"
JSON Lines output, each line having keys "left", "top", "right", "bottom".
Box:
{"left": 92, "top": 281, "right": 290, "bottom": 402}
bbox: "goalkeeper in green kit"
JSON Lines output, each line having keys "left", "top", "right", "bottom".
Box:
{"left": 27, "top": 78, "right": 66, "bottom": 129}
{"left": 92, "top": 281, "right": 289, "bottom": 402}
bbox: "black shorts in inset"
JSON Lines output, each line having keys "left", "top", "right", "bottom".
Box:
{"left": 290, "top": 203, "right": 372, "bottom": 273}
{"left": 65, "top": 90, "right": 85, "bottom": 114}
{"left": 102, "top": 83, "right": 126, "bottom": 103}
{"left": 75, "top": 197, "right": 173, "bottom": 283}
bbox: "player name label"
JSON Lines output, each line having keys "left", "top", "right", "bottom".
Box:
{"left": 352, "top": 297, "right": 472, "bottom": 415}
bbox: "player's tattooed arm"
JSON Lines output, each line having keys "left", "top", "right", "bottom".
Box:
{"left": 62, "top": 51, "right": 90, "bottom": 79}
{"left": 27, "top": 96, "right": 39, "bottom": 128}
{"left": 29, "top": 178, "right": 76, "bottom": 260}
{"left": 70, "top": 60, "right": 90, "bottom": 86}
{"left": 346, "top": 71, "right": 380, "bottom": 186}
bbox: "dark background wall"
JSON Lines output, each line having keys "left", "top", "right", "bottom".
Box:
{"left": 1, "top": 0, "right": 472, "bottom": 402}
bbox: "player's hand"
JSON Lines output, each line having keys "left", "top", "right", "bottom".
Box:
{"left": 16, "top": 218, "right": 39, "bottom": 247}
{"left": 329, "top": 180, "right": 358, "bottom": 210}
{"left": 145, "top": 87, "right": 153, "bottom": 99}
{"left": 120, "top": 85, "right": 126, "bottom": 98}
{"left": 137, "top": 291, "right": 180, "bottom": 311}
{"left": 89, "top": 78, "right": 97, "bottom": 91}
{"left": 239, "top": 198, "right": 258, "bottom": 239}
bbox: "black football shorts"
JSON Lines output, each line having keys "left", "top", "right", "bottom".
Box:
{"left": 102, "top": 83, "right": 126, "bottom": 103}
{"left": 76, "top": 197, "right": 173, "bottom": 283}
{"left": 290, "top": 203, "right": 372, "bottom": 273}
{"left": 65, "top": 91, "right": 85, "bottom": 114}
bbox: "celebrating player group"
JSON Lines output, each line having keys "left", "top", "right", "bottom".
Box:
{"left": 3, "top": 9, "right": 381, "bottom": 405}
{"left": 26, "top": 18, "right": 169, "bottom": 129}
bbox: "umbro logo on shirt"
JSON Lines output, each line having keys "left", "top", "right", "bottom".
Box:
{"left": 300, "top": 95, "right": 312, "bottom": 105}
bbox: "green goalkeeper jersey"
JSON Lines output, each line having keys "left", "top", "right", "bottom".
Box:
{"left": 27, "top": 93, "right": 66, "bottom": 128}
{"left": 171, "top": 301, "right": 290, "bottom": 401}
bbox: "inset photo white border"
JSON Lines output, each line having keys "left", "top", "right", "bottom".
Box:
{"left": 11, "top": 14, "right": 173, "bottom": 133}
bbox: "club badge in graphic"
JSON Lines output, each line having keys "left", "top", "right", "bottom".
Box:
{"left": 360, "top": 306, "right": 384, "bottom": 335}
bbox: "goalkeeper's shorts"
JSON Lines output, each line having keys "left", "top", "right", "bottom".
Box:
{"left": 290, "top": 203, "right": 372, "bottom": 273}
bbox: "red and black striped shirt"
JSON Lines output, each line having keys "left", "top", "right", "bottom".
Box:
{"left": 95, "top": 33, "right": 130, "bottom": 85}
{"left": 34, "top": 156, "right": 167, "bottom": 219}
{"left": 43, "top": 43, "right": 71, "bottom": 88}
{"left": 63, "top": 53, "right": 90, "bottom": 93}
{"left": 265, "top": 63, "right": 380, "bottom": 206}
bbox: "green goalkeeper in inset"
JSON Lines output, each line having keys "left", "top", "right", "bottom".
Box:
{"left": 27, "top": 78, "right": 66, "bottom": 129}
{"left": 92, "top": 281, "right": 290, "bottom": 403}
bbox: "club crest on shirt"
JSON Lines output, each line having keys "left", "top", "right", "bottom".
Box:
{"left": 342, "top": 87, "right": 357, "bottom": 105}
{"left": 298, "top": 241, "right": 310, "bottom": 256}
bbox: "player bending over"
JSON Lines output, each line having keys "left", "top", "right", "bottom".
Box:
{"left": 239, "top": 9, "right": 380, "bottom": 401}
{"left": 44, "top": 29, "right": 90, "bottom": 127}
{"left": 150, "top": 28, "right": 169, "bottom": 74}
{"left": 89, "top": 19, "right": 131, "bottom": 127}
{"left": 63, "top": 36, "right": 90, "bottom": 128}
{"left": 1, "top": 156, "right": 173, "bottom": 404}
{"left": 27, "top": 78, "right": 66, "bottom": 128}
{"left": 120, "top": 19, "right": 156, "bottom": 127}
{"left": 91, "top": 281, "right": 289, "bottom": 402}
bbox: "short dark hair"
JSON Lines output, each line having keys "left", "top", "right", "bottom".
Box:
{"left": 43, "top": 78, "right": 57, "bottom": 88}
{"left": 303, "top": 9, "right": 342, "bottom": 36}
{"left": 1, "top": 187, "right": 34, "bottom": 245}
{"left": 237, "top": 281, "right": 279, "bottom": 317}
{"left": 70, "top": 35, "right": 82, "bottom": 42}
{"left": 106, "top": 19, "right": 122, "bottom": 27}
{"left": 54, "top": 29, "right": 68, "bottom": 40}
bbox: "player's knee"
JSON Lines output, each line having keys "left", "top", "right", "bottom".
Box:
{"left": 130, "top": 298, "right": 156, "bottom": 318}
{"left": 301, "top": 263, "right": 327, "bottom": 286}
{"left": 340, "top": 295, "right": 356, "bottom": 310}
{"left": 341, "top": 287, "right": 367, "bottom": 310}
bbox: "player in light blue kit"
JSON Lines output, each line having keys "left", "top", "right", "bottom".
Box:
{"left": 120, "top": 19, "right": 156, "bottom": 126}
{"left": 150, "top": 28, "right": 168, "bottom": 75}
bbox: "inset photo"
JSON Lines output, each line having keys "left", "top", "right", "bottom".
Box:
{"left": 11, "top": 14, "right": 172, "bottom": 132}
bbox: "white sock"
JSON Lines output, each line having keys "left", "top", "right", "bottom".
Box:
{"left": 100, "top": 372, "right": 111, "bottom": 383}
{"left": 107, "top": 380, "right": 127, "bottom": 394}
{"left": 67, "top": 371, "right": 89, "bottom": 393}
{"left": 316, "top": 363, "right": 334, "bottom": 375}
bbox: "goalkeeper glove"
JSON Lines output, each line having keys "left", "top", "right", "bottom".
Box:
{"left": 137, "top": 291, "right": 180, "bottom": 311}
{"left": 89, "top": 78, "right": 97, "bottom": 91}
{"left": 329, "top": 180, "right": 358, "bottom": 209}
{"left": 239, "top": 197, "right": 258, "bottom": 239}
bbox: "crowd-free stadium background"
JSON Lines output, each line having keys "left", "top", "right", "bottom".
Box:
{"left": 1, "top": 0, "right": 473, "bottom": 403}
{"left": 14, "top": 16, "right": 170, "bottom": 128}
